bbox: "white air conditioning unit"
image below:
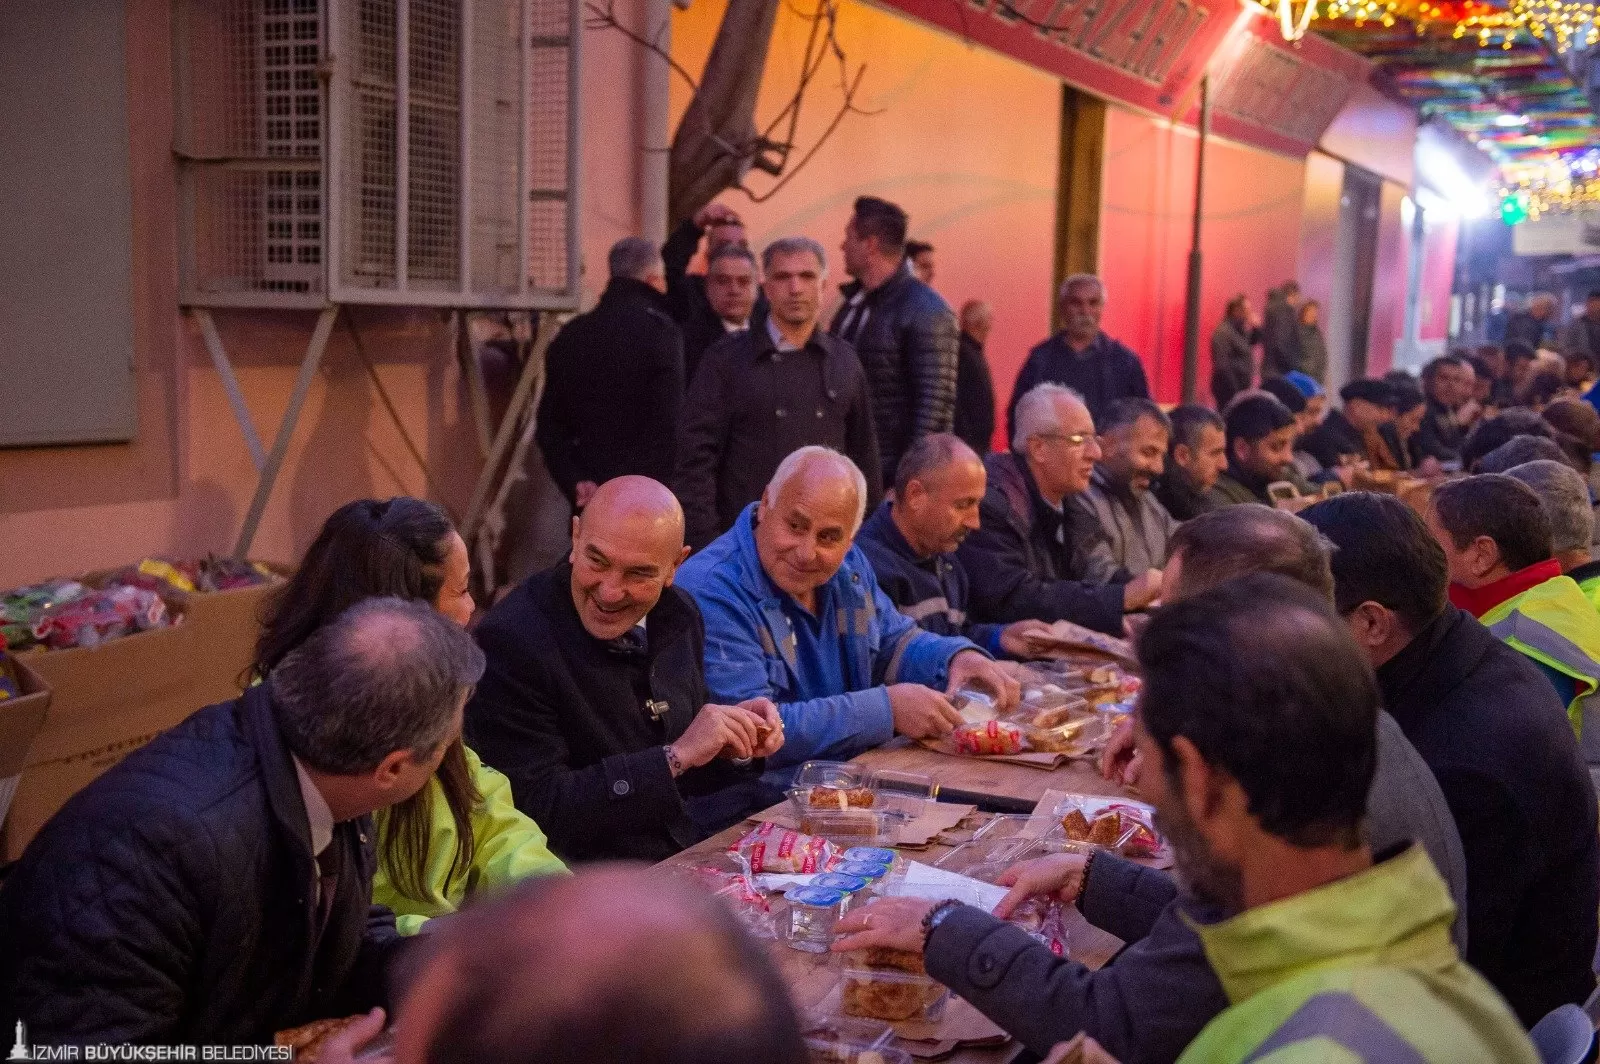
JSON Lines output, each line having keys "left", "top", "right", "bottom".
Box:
{"left": 173, "top": 0, "right": 579, "bottom": 311}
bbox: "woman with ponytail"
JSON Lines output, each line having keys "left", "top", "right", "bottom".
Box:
{"left": 254, "top": 497, "right": 566, "bottom": 933}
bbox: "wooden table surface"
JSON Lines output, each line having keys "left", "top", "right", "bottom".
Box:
{"left": 655, "top": 739, "right": 1140, "bottom": 1062}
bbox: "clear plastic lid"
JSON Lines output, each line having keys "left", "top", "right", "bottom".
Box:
{"left": 835, "top": 860, "right": 890, "bottom": 881}
{"left": 794, "top": 760, "right": 867, "bottom": 790}
{"left": 813, "top": 872, "right": 869, "bottom": 894}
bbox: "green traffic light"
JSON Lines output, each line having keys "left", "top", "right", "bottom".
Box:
{"left": 1501, "top": 193, "right": 1529, "bottom": 225}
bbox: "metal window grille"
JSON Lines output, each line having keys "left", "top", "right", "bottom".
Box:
{"left": 176, "top": 0, "right": 579, "bottom": 310}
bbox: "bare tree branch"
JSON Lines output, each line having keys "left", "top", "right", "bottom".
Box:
{"left": 584, "top": 0, "right": 880, "bottom": 227}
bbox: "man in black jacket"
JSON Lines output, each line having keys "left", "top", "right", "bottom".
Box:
{"left": 535, "top": 237, "right": 684, "bottom": 511}
{"left": 0, "top": 598, "right": 478, "bottom": 1044}
{"left": 1417, "top": 354, "right": 1474, "bottom": 463}
{"left": 662, "top": 202, "right": 768, "bottom": 365}
{"left": 1304, "top": 492, "right": 1599, "bottom": 1025}
{"left": 831, "top": 196, "right": 959, "bottom": 488}
{"left": 675, "top": 237, "right": 881, "bottom": 550}
{"left": 1261, "top": 281, "right": 1302, "bottom": 376}
{"left": 958, "top": 383, "right": 1161, "bottom": 635}
{"left": 954, "top": 300, "right": 997, "bottom": 455}
{"left": 1300, "top": 378, "right": 1392, "bottom": 471}
{"left": 466, "top": 477, "right": 783, "bottom": 862}
{"left": 858, "top": 433, "right": 1046, "bottom": 657}
{"left": 677, "top": 244, "right": 758, "bottom": 386}
{"left": 1007, "top": 274, "right": 1149, "bottom": 432}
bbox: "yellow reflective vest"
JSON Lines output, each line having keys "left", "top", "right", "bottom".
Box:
{"left": 1481, "top": 574, "right": 1600, "bottom": 741}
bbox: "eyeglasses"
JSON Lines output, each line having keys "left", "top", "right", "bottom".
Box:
{"left": 1035, "top": 432, "right": 1095, "bottom": 448}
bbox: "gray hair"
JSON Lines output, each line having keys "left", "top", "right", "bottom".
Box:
{"left": 1012, "top": 383, "right": 1087, "bottom": 452}
{"left": 1506, "top": 460, "right": 1595, "bottom": 556}
{"left": 764, "top": 445, "right": 868, "bottom": 533}
{"left": 761, "top": 236, "right": 827, "bottom": 277}
{"left": 1477, "top": 435, "right": 1568, "bottom": 474}
{"left": 707, "top": 243, "right": 758, "bottom": 273}
{"left": 1059, "top": 273, "right": 1106, "bottom": 302}
{"left": 270, "top": 597, "right": 485, "bottom": 775}
{"left": 608, "top": 237, "right": 663, "bottom": 282}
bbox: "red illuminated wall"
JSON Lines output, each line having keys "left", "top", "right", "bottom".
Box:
{"left": 1366, "top": 181, "right": 1409, "bottom": 374}
{"left": 1416, "top": 209, "right": 1458, "bottom": 344}
{"left": 1098, "top": 106, "right": 1307, "bottom": 404}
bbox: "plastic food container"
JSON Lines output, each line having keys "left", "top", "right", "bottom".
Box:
{"left": 797, "top": 808, "right": 891, "bottom": 848}
{"left": 785, "top": 885, "right": 845, "bottom": 952}
{"left": 839, "top": 966, "right": 950, "bottom": 1022}
{"left": 1054, "top": 794, "right": 1163, "bottom": 858}
{"left": 867, "top": 769, "right": 934, "bottom": 821}
{"left": 951, "top": 686, "right": 998, "bottom": 724}
{"left": 952, "top": 719, "right": 1025, "bottom": 755}
{"left": 802, "top": 1017, "right": 911, "bottom": 1064}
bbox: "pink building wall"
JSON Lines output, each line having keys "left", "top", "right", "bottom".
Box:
{"left": 0, "top": 0, "right": 656, "bottom": 590}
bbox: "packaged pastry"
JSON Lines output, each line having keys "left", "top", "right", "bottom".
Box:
{"left": 840, "top": 965, "right": 949, "bottom": 1022}
{"left": 952, "top": 720, "right": 1024, "bottom": 756}
{"left": 808, "top": 785, "right": 877, "bottom": 809}
{"left": 1057, "top": 797, "right": 1162, "bottom": 858}
{"left": 1027, "top": 696, "right": 1091, "bottom": 729}
{"left": 732, "top": 822, "right": 836, "bottom": 874}
{"left": 852, "top": 947, "right": 925, "bottom": 974}
{"left": 798, "top": 808, "right": 889, "bottom": 846}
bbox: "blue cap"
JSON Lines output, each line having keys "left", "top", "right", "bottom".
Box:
{"left": 785, "top": 885, "right": 846, "bottom": 908}
{"left": 813, "top": 872, "right": 869, "bottom": 894}
{"left": 836, "top": 860, "right": 890, "bottom": 881}
{"left": 1285, "top": 371, "right": 1323, "bottom": 399}
{"left": 843, "top": 846, "right": 896, "bottom": 864}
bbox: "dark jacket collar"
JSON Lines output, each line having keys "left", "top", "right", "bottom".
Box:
{"left": 1222, "top": 458, "right": 1272, "bottom": 500}
{"left": 539, "top": 560, "right": 697, "bottom": 659}
{"left": 1569, "top": 559, "right": 1600, "bottom": 586}
{"left": 243, "top": 682, "right": 317, "bottom": 862}
{"left": 862, "top": 499, "right": 937, "bottom": 567}
{"left": 600, "top": 276, "right": 671, "bottom": 313}
{"left": 839, "top": 262, "right": 914, "bottom": 306}
{"left": 1376, "top": 605, "right": 1495, "bottom": 732}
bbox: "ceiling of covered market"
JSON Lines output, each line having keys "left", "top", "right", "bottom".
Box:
{"left": 1312, "top": 2, "right": 1600, "bottom": 183}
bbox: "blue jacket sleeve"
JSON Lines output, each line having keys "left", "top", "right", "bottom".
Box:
{"left": 693, "top": 579, "right": 895, "bottom": 770}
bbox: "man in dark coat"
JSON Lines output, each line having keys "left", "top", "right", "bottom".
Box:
{"left": 465, "top": 477, "right": 782, "bottom": 862}
{"left": 0, "top": 598, "right": 479, "bottom": 1044}
{"left": 1300, "top": 378, "right": 1392, "bottom": 471}
{"left": 959, "top": 384, "right": 1160, "bottom": 635}
{"left": 676, "top": 244, "right": 758, "bottom": 386}
{"left": 1210, "top": 393, "right": 1305, "bottom": 506}
{"left": 535, "top": 237, "right": 684, "bottom": 511}
{"left": 675, "top": 237, "right": 881, "bottom": 550}
{"left": 830, "top": 196, "right": 959, "bottom": 489}
{"left": 954, "top": 300, "right": 997, "bottom": 455}
{"left": 1417, "top": 354, "right": 1474, "bottom": 463}
{"left": 1007, "top": 274, "right": 1148, "bottom": 432}
{"left": 661, "top": 202, "right": 769, "bottom": 370}
{"left": 1154, "top": 405, "right": 1228, "bottom": 521}
{"left": 1505, "top": 292, "right": 1556, "bottom": 351}
{"left": 857, "top": 433, "right": 1045, "bottom": 657}
{"left": 1304, "top": 493, "right": 1599, "bottom": 1025}
{"left": 1209, "top": 294, "right": 1259, "bottom": 409}
{"left": 1260, "top": 280, "right": 1302, "bottom": 376}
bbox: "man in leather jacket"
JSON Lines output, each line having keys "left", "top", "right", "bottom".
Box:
{"left": 830, "top": 196, "right": 959, "bottom": 489}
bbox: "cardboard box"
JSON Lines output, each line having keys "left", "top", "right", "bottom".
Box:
{"left": 1, "top": 573, "right": 282, "bottom": 862}
{"left": 0, "top": 653, "right": 52, "bottom": 834}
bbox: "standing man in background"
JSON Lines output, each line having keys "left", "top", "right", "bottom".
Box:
{"left": 905, "top": 240, "right": 936, "bottom": 286}
{"left": 662, "top": 202, "right": 767, "bottom": 361}
{"left": 676, "top": 237, "right": 881, "bottom": 550}
{"left": 954, "top": 300, "right": 997, "bottom": 455}
{"left": 679, "top": 245, "right": 758, "bottom": 386}
{"left": 832, "top": 196, "right": 959, "bottom": 489}
{"left": 1210, "top": 294, "right": 1259, "bottom": 409}
{"left": 536, "top": 237, "right": 683, "bottom": 512}
{"left": 1007, "top": 275, "right": 1148, "bottom": 432}
{"left": 1261, "top": 281, "right": 1303, "bottom": 376}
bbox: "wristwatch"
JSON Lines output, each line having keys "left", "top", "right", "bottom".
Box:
{"left": 921, "top": 898, "right": 964, "bottom": 946}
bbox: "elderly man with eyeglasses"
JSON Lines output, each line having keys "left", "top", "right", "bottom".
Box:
{"left": 958, "top": 383, "right": 1162, "bottom": 635}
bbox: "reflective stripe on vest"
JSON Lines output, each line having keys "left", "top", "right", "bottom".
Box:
{"left": 1487, "top": 607, "right": 1600, "bottom": 738}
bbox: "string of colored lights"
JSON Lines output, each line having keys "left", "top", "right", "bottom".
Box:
{"left": 1254, "top": 0, "right": 1596, "bottom": 50}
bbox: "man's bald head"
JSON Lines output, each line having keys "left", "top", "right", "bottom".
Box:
{"left": 270, "top": 597, "right": 483, "bottom": 775}
{"left": 960, "top": 300, "right": 993, "bottom": 344}
{"left": 397, "top": 867, "right": 807, "bottom": 1064}
{"left": 569, "top": 477, "right": 691, "bottom": 640}
{"left": 756, "top": 447, "right": 867, "bottom": 607}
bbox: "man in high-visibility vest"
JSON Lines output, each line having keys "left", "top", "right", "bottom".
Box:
{"left": 1497, "top": 458, "right": 1600, "bottom": 610}
{"left": 1426, "top": 473, "right": 1600, "bottom": 744}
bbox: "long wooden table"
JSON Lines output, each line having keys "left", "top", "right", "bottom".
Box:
{"left": 655, "top": 739, "right": 1142, "bottom": 1062}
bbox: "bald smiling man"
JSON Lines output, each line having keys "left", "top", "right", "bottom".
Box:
{"left": 465, "top": 477, "right": 784, "bottom": 863}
